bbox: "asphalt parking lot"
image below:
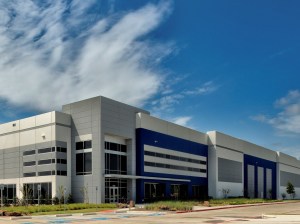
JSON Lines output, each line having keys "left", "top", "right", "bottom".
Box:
{"left": 1, "top": 201, "right": 300, "bottom": 224}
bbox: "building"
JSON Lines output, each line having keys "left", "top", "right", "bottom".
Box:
{"left": 0, "top": 96, "right": 299, "bottom": 203}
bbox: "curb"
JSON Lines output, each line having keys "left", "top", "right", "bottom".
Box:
{"left": 176, "top": 201, "right": 300, "bottom": 214}
{"left": 10, "top": 216, "right": 32, "bottom": 220}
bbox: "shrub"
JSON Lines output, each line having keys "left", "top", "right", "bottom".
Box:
{"left": 281, "top": 193, "right": 286, "bottom": 200}
{"left": 52, "top": 197, "right": 59, "bottom": 205}
{"left": 286, "top": 182, "right": 295, "bottom": 199}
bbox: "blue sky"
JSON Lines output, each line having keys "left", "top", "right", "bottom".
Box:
{"left": 0, "top": 0, "right": 299, "bottom": 157}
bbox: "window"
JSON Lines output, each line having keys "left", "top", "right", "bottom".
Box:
{"left": 76, "top": 140, "right": 92, "bottom": 150}
{"left": 84, "top": 140, "right": 92, "bottom": 149}
{"left": 171, "top": 184, "right": 188, "bottom": 199}
{"left": 23, "top": 161, "right": 36, "bottom": 166}
{"left": 76, "top": 152, "right": 92, "bottom": 175}
{"left": 105, "top": 141, "right": 127, "bottom": 152}
{"left": 23, "top": 182, "right": 52, "bottom": 203}
{"left": 192, "top": 185, "right": 207, "bottom": 199}
{"left": 57, "top": 159, "right": 67, "bottom": 164}
{"left": 105, "top": 153, "right": 127, "bottom": 175}
{"left": 144, "top": 161, "right": 206, "bottom": 173}
{"left": 23, "top": 172, "right": 36, "bottom": 177}
{"left": 23, "top": 150, "right": 35, "bottom": 156}
{"left": 144, "top": 183, "right": 166, "bottom": 202}
{"left": 38, "top": 148, "right": 52, "bottom": 154}
{"left": 38, "top": 159, "right": 55, "bottom": 165}
{"left": 0, "top": 184, "right": 16, "bottom": 204}
{"left": 144, "top": 150, "right": 206, "bottom": 165}
{"left": 38, "top": 171, "right": 53, "bottom": 176}
{"left": 76, "top": 142, "right": 83, "bottom": 150}
{"left": 57, "top": 170, "right": 67, "bottom": 176}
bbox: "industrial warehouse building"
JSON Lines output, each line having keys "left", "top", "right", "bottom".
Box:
{"left": 0, "top": 96, "right": 299, "bottom": 204}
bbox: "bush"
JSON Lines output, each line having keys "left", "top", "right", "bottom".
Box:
{"left": 145, "top": 201, "right": 198, "bottom": 211}
{"left": 52, "top": 197, "right": 59, "bottom": 205}
{"left": 67, "top": 194, "right": 74, "bottom": 204}
{"left": 286, "top": 182, "right": 295, "bottom": 199}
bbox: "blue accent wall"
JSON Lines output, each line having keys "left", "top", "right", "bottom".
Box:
{"left": 244, "top": 154, "right": 277, "bottom": 199}
{"left": 136, "top": 128, "right": 208, "bottom": 203}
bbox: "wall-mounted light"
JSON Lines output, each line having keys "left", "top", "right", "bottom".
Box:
{"left": 41, "top": 133, "right": 46, "bottom": 139}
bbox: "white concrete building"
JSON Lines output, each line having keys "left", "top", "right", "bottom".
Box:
{"left": 0, "top": 96, "right": 299, "bottom": 203}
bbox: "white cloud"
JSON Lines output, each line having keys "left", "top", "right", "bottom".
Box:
{"left": 172, "top": 116, "right": 192, "bottom": 126}
{"left": 151, "top": 80, "right": 219, "bottom": 116}
{"left": 252, "top": 90, "right": 300, "bottom": 135}
{"left": 184, "top": 81, "right": 219, "bottom": 95}
{"left": 0, "top": 1, "right": 173, "bottom": 111}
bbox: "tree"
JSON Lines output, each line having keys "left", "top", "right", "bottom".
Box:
{"left": 80, "top": 185, "right": 89, "bottom": 203}
{"left": 57, "top": 185, "right": 65, "bottom": 207}
{"left": 286, "top": 182, "right": 295, "bottom": 199}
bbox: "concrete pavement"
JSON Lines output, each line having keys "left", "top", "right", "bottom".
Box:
{"left": 1, "top": 201, "right": 300, "bottom": 223}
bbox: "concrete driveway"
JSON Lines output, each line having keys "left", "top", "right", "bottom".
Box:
{"left": 1, "top": 201, "right": 300, "bottom": 223}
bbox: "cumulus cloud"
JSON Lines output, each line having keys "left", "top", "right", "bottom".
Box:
{"left": 251, "top": 90, "right": 300, "bottom": 135}
{"left": 0, "top": 0, "right": 173, "bottom": 111}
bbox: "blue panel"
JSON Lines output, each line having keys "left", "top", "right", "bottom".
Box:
{"left": 244, "top": 154, "right": 277, "bottom": 199}
{"left": 136, "top": 128, "right": 208, "bottom": 203}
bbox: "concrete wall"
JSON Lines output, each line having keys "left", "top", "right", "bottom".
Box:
{"left": 277, "top": 152, "right": 300, "bottom": 199}
{"left": 62, "top": 96, "right": 147, "bottom": 203}
{"left": 101, "top": 97, "right": 148, "bottom": 202}
{"left": 62, "top": 97, "right": 101, "bottom": 203}
{"left": 0, "top": 111, "right": 71, "bottom": 198}
{"left": 208, "top": 131, "right": 277, "bottom": 162}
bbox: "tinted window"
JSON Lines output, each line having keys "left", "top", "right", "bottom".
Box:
{"left": 60, "top": 159, "right": 67, "bottom": 164}
{"left": 76, "top": 153, "right": 84, "bottom": 174}
{"left": 76, "top": 142, "right": 84, "bottom": 150}
{"left": 23, "top": 161, "right": 36, "bottom": 166}
{"left": 38, "top": 171, "right": 52, "bottom": 176}
{"left": 84, "top": 152, "right": 92, "bottom": 173}
{"left": 38, "top": 148, "right": 52, "bottom": 154}
{"left": 23, "top": 150, "right": 35, "bottom": 156}
{"left": 23, "top": 172, "right": 36, "bottom": 177}
{"left": 38, "top": 159, "right": 52, "bottom": 165}
{"left": 84, "top": 140, "right": 92, "bottom": 149}
{"left": 76, "top": 152, "right": 92, "bottom": 175}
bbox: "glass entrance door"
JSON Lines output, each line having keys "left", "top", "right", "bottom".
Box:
{"left": 109, "top": 186, "right": 119, "bottom": 203}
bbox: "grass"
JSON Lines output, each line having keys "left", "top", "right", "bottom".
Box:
{"left": 1, "top": 203, "right": 117, "bottom": 215}
{"left": 209, "top": 198, "right": 283, "bottom": 206}
{"left": 145, "top": 198, "right": 286, "bottom": 211}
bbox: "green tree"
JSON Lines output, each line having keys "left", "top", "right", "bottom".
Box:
{"left": 286, "top": 181, "right": 295, "bottom": 199}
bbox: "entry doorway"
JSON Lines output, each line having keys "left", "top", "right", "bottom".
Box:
{"left": 109, "top": 186, "right": 119, "bottom": 203}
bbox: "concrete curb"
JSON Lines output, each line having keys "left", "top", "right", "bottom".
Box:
{"left": 54, "top": 214, "right": 72, "bottom": 217}
{"left": 9, "top": 216, "right": 32, "bottom": 220}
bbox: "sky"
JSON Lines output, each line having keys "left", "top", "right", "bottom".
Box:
{"left": 0, "top": 0, "right": 300, "bottom": 158}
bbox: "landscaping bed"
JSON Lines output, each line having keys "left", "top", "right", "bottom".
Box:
{"left": 144, "top": 198, "right": 286, "bottom": 211}
{"left": 0, "top": 203, "right": 117, "bottom": 216}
